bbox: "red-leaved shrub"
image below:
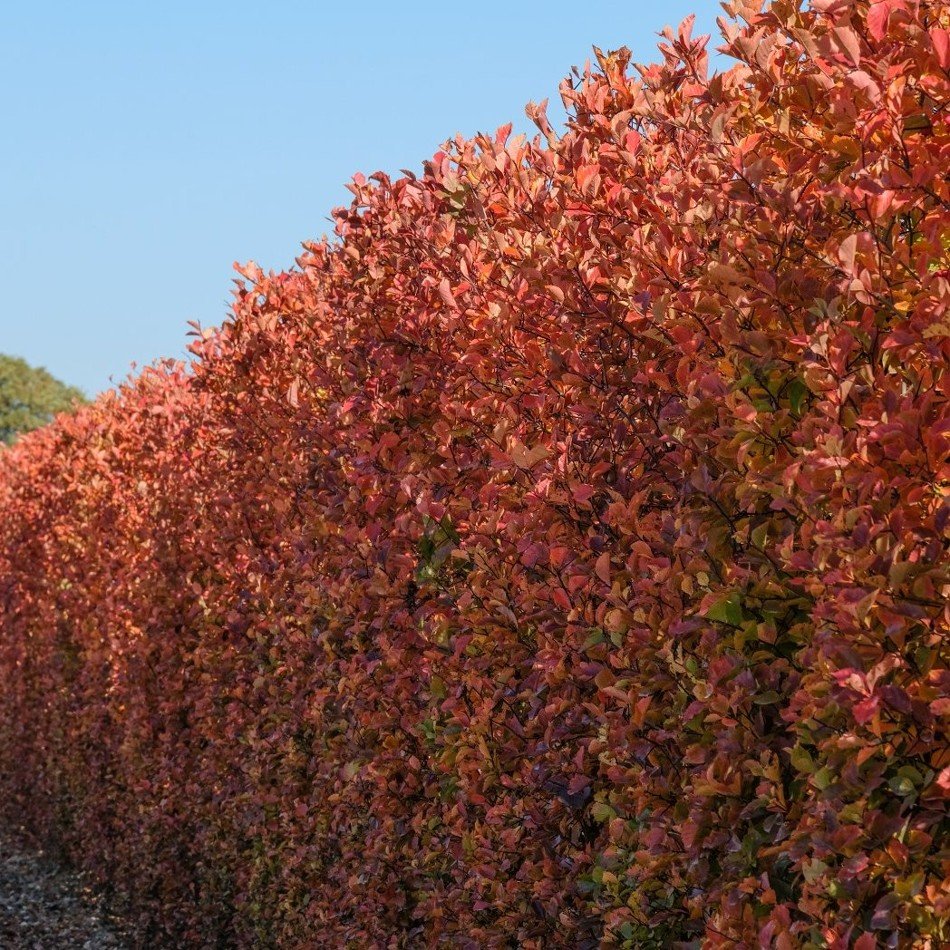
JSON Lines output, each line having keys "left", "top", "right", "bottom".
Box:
{"left": 0, "top": 1, "right": 947, "bottom": 945}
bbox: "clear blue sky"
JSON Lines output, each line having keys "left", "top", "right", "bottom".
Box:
{"left": 1, "top": 0, "right": 726, "bottom": 396}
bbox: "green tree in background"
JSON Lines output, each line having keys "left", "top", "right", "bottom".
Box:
{"left": 0, "top": 354, "right": 86, "bottom": 444}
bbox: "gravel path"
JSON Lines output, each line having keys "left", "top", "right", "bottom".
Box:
{"left": 0, "top": 830, "right": 133, "bottom": 949}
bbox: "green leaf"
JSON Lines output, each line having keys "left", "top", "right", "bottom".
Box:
{"left": 888, "top": 773, "right": 917, "bottom": 797}
{"left": 790, "top": 745, "right": 816, "bottom": 774}
{"left": 706, "top": 592, "right": 743, "bottom": 626}
{"left": 788, "top": 377, "right": 808, "bottom": 416}
{"left": 812, "top": 766, "right": 834, "bottom": 790}
{"left": 582, "top": 629, "right": 606, "bottom": 651}
{"left": 750, "top": 521, "right": 769, "bottom": 549}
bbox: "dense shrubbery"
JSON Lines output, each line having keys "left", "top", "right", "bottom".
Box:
{"left": 0, "top": 1, "right": 947, "bottom": 945}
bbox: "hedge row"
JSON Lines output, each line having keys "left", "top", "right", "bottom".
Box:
{"left": 0, "top": 1, "right": 947, "bottom": 945}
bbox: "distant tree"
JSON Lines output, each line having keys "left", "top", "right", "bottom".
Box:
{"left": 0, "top": 354, "right": 86, "bottom": 444}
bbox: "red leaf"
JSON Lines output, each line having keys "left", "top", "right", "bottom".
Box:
{"left": 931, "top": 28, "right": 950, "bottom": 69}
{"left": 867, "top": 2, "right": 890, "bottom": 41}
{"left": 438, "top": 278, "right": 458, "bottom": 310}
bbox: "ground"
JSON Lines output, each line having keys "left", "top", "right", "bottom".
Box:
{"left": 0, "top": 830, "right": 132, "bottom": 949}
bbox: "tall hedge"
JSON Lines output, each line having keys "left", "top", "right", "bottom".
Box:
{"left": 0, "top": 1, "right": 947, "bottom": 945}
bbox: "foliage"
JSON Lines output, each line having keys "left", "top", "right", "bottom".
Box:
{"left": 0, "top": 1, "right": 948, "bottom": 946}
{"left": 0, "top": 353, "right": 85, "bottom": 444}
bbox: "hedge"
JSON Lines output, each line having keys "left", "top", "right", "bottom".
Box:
{"left": 0, "top": 1, "right": 947, "bottom": 945}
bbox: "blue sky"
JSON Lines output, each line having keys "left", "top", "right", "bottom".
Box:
{"left": 1, "top": 1, "right": 726, "bottom": 396}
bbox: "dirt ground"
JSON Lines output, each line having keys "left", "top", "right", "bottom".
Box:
{"left": 0, "top": 830, "right": 133, "bottom": 949}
